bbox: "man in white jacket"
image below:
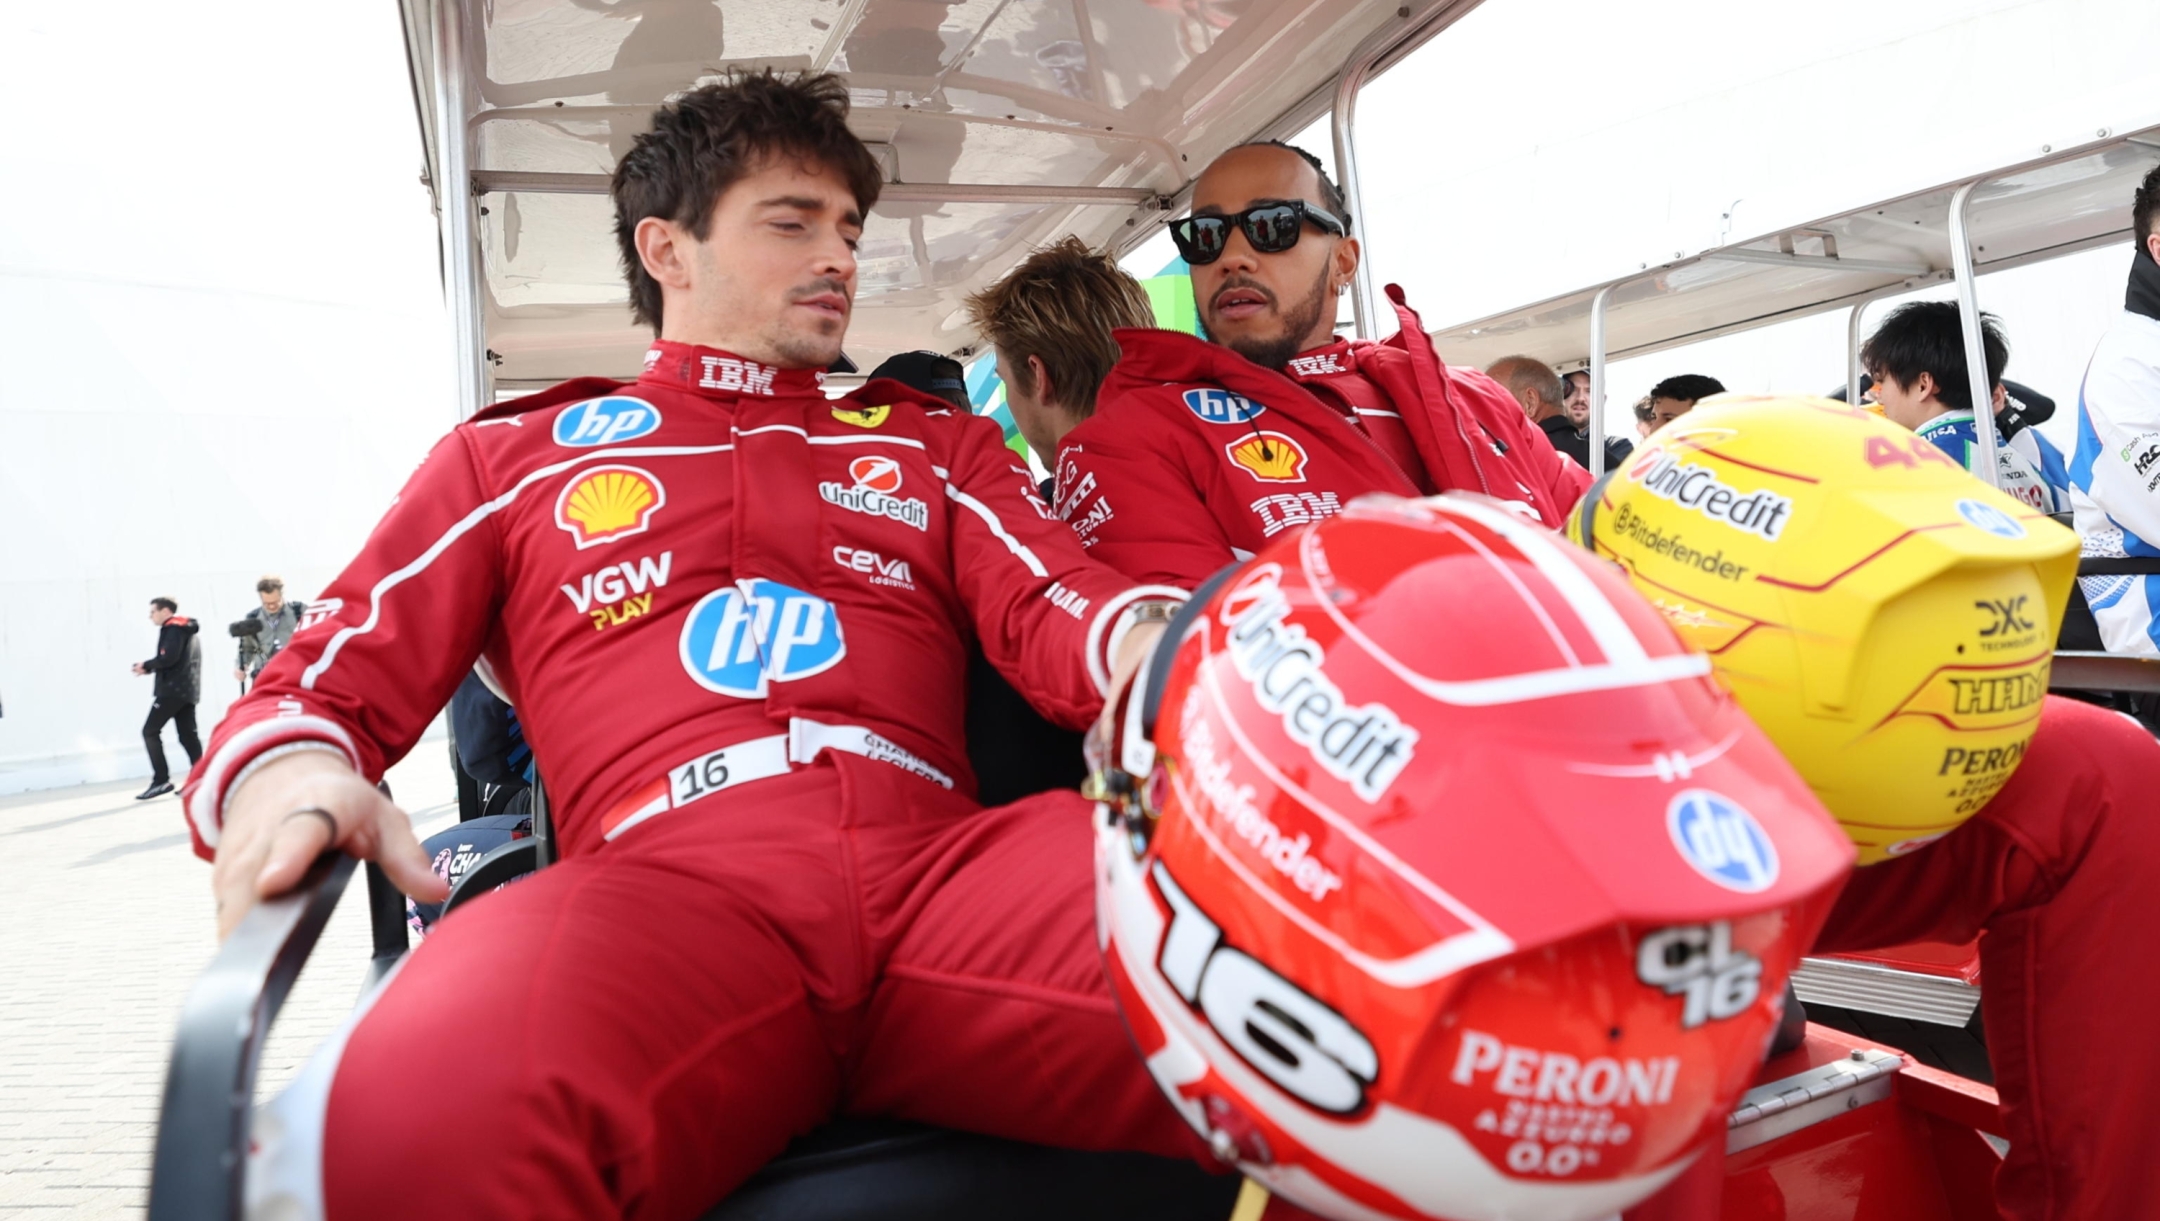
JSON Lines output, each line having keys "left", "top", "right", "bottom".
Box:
{"left": 2069, "top": 163, "right": 2160, "bottom": 656}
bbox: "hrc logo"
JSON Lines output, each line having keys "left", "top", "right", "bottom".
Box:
{"left": 679, "top": 580, "right": 846, "bottom": 698}
{"left": 556, "top": 465, "right": 665, "bottom": 549}
{"left": 554, "top": 397, "right": 661, "bottom": 447}
{"left": 1225, "top": 432, "right": 1309, "bottom": 483}
{"left": 1183, "top": 388, "right": 1266, "bottom": 425}
{"left": 1666, "top": 791, "right": 1779, "bottom": 894}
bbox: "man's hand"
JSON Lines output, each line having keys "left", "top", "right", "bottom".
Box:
{"left": 132, "top": 662, "right": 146, "bottom": 675}
{"left": 232, "top": 667, "right": 246, "bottom": 684}
{"left": 210, "top": 749, "right": 447, "bottom": 939}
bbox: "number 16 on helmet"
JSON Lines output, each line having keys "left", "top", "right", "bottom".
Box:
{"left": 1093, "top": 493, "right": 1852, "bottom": 1221}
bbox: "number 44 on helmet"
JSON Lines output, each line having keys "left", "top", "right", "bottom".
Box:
{"left": 1086, "top": 492, "right": 1854, "bottom": 1221}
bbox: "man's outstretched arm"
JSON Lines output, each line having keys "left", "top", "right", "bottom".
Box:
{"left": 185, "top": 429, "right": 509, "bottom": 934}
{"left": 1053, "top": 432, "right": 1240, "bottom": 591}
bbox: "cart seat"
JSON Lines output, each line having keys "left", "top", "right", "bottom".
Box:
{"left": 700, "top": 1118, "right": 1238, "bottom": 1221}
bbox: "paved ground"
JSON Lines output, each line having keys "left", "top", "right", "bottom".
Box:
{"left": 0, "top": 742, "right": 458, "bottom": 1219}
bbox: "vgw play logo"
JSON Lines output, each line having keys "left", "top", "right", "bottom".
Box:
{"left": 679, "top": 580, "right": 846, "bottom": 698}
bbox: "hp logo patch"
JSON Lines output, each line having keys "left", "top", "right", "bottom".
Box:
{"left": 1955, "top": 498, "right": 2026, "bottom": 539}
{"left": 1182, "top": 388, "right": 1265, "bottom": 425}
{"left": 1666, "top": 790, "right": 1779, "bottom": 893}
{"left": 679, "top": 580, "right": 846, "bottom": 698}
{"left": 555, "top": 396, "right": 662, "bottom": 447}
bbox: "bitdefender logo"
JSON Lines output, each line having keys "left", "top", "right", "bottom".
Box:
{"left": 1217, "top": 565, "right": 1416, "bottom": 802}
{"left": 1627, "top": 450, "right": 1792, "bottom": 541}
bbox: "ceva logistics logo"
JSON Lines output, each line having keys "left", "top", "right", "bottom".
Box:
{"left": 679, "top": 580, "right": 847, "bottom": 698}
{"left": 1666, "top": 790, "right": 1779, "bottom": 893}
{"left": 554, "top": 396, "right": 662, "bottom": 447}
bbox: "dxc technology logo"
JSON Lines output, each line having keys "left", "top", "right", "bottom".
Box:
{"left": 679, "top": 580, "right": 846, "bottom": 698}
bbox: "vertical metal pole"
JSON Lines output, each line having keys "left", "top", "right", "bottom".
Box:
{"left": 1847, "top": 302, "right": 1866, "bottom": 407}
{"left": 1588, "top": 284, "right": 1615, "bottom": 478}
{"left": 1946, "top": 181, "right": 2002, "bottom": 490}
{"left": 433, "top": 0, "right": 487, "bottom": 419}
{"left": 1330, "top": 62, "right": 1377, "bottom": 340}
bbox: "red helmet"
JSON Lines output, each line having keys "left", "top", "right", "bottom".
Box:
{"left": 1092, "top": 494, "right": 1853, "bottom": 1221}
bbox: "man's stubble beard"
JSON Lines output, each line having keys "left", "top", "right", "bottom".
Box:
{"left": 1216, "top": 259, "right": 1332, "bottom": 371}
{"left": 766, "top": 316, "right": 845, "bottom": 369}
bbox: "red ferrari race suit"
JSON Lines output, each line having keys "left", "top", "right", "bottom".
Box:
{"left": 182, "top": 342, "right": 1195, "bottom": 1220}
{"left": 1054, "top": 286, "right": 1590, "bottom": 589}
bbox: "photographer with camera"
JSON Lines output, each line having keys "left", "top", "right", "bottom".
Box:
{"left": 230, "top": 575, "right": 303, "bottom": 692}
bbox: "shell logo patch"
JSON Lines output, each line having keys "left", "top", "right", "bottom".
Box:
{"left": 1225, "top": 432, "right": 1308, "bottom": 483}
{"left": 848, "top": 454, "right": 905, "bottom": 494}
{"left": 557, "top": 465, "right": 665, "bottom": 549}
{"left": 833, "top": 404, "right": 892, "bottom": 429}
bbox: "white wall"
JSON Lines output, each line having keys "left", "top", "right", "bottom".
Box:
{"left": 0, "top": 4, "right": 456, "bottom": 792}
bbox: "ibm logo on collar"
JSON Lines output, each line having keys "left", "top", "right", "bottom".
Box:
{"left": 700, "top": 355, "right": 778, "bottom": 396}
{"left": 1286, "top": 352, "right": 1345, "bottom": 376}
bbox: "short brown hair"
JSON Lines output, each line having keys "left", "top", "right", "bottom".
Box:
{"left": 964, "top": 237, "right": 1154, "bottom": 416}
{"left": 611, "top": 71, "right": 883, "bottom": 330}
{"left": 256, "top": 575, "right": 283, "bottom": 594}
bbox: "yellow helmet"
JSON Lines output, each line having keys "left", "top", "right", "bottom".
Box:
{"left": 1569, "top": 396, "right": 2077, "bottom": 864}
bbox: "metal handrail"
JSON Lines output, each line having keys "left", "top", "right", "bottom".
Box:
{"left": 148, "top": 854, "right": 357, "bottom": 1221}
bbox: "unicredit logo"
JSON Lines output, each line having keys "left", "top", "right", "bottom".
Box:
{"left": 1628, "top": 451, "right": 1792, "bottom": 541}
{"left": 819, "top": 454, "right": 930, "bottom": 531}
{"left": 1217, "top": 565, "right": 1416, "bottom": 802}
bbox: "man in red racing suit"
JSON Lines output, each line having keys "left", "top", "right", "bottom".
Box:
{"left": 1053, "top": 143, "right": 1588, "bottom": 585}
{"left": 1062, "top": 149, "right": 2160, "bottom": 1221}
{"left": 185, "top": 75, "right": 1194, "bottom": 1220}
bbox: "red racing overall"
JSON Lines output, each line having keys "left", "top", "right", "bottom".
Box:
{"left": 184, "top": 342, "right": 1195, "bottom": 1219}
{"left": 1054, "top": 288, "right": 1590, "bottom": 588}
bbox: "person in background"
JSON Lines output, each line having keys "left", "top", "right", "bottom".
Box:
{"left": 1488, "top": 354, "right": 1632, "bottom": 471}
{"left": 2068, "top": 163, "right": 2160, "bottom": 657}
{"left": 1629, "top": 394, "right": 1657, "bottom": 439}
{"left": 132, "top": 597, "right": 202, "bottom": 800}
{"left": 1639, "top": 373, "right": 1725, "bottom": 436}
{"left": 1561, "top": 368, "right": 1592, "bottom": 425}
{"left": 862, "top": 350, "right": 970, "bottom": 410}
{"left": 233, "top": 575, "right": 303, "bottom": 691}
{"left": 962, "top": 235, "right": 1155, "bottom": 495}
{"left": 1058, "top": 140, "right": 1587, "bottom": 589}
{"left": 1860, "top": 301, "right": 2059, "bottom": 512}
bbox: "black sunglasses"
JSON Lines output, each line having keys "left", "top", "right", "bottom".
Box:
{"left": 1169, "top": 200, "right": 1347, "bottom": 266}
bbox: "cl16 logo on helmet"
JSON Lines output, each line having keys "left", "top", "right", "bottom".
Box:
{"left": 554, "top": 396, "right": 662, "bottom": 447}
{"left": 1955, "top": 498, "right": 2027, "bottom": 539}
{"left": 1219, "top": 566, "right": 1418, "bottom": 801}
{"left": 1627, "top": 450, "right": 1793, "bottom": 541}
{"left": 1666, "top": 790, "right": 1779, "bottom": 893}
{"left": 1635, "top": 923, "right": 1761, "bottom": 1029}
{"left": 1183, "top": 388, "right": 1266, "bottom": 424}
{"left": 679, "top": 580, "right": 846, "bottom": 698}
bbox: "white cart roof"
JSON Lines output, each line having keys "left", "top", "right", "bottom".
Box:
{"left": 398, "top": 0, "right": 1485, "bottom": 394}
{"left": 1429, "top": 128, "right": 2160, "bottom": 372}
